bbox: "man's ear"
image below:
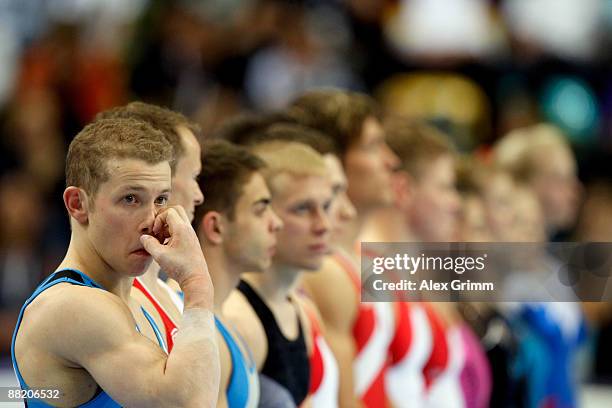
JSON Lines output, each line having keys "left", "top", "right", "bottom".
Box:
{"left": 200, "top": 211, "right": 225, "bottom": 245}
{"left": 63, "top": 187, "right": 90, "bottom": 224}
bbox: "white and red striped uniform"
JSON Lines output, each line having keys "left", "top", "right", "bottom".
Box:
{"left": 132, "top": 278, "right": 183, "bottom": 353}
{"left": 305, "top": 305, "right": 340, "bottom": 407}
{"left": 386, "top": 302, "right": 433, "bottom": 407}
{"left": 333, "top": 251, "right": 395, "bottom": 408}
{"left": 426, "top": 325, "right": 466, "bottom": 408}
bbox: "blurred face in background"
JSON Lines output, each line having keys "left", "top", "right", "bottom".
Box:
{"left": 459, "top": 195, "right": 492, "bottom": 242}
{"left": 483, "top": 172, "right": 516, "bottom": 242}
{"left": 510, "top": 185, "right": 547, "bottom": 242}
{"left": 529, "top": 146, "right": 581, "bottom": 233}
{"left": 169, "top": 126, "right": 204, "bottom": 222}
{"left": 408, "top": 154, "right": 461, "bottom": 242}
{"left": 344, "top": 117, "right": 399, "bottom": 213}
{"left": 324, "top": 154, "right": 356, "bottom": 241}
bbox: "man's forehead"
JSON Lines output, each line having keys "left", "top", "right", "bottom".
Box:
{"left": 242, "top": 172, "right": 269, "bottom": 198}
{"left": 275, "top": 173, "right": 332, "bottom": 201}
{"left": 104, "top": 158, "right": 171, "bottom": 189}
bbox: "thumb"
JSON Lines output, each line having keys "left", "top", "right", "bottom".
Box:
{"left": 140, "top": 235, "right": 164, "bottom": 259}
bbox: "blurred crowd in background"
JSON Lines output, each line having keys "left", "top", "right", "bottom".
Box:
{"left": 1, "top": 0, "right": 612, "bottom": 391}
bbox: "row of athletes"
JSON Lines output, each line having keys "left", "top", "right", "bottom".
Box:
{"left": 12, "top": 89, "right": 500, "bottom": 407}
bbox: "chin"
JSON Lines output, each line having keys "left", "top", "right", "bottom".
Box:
{"left": 128, "top": 261, "right": 152, "bottom": 277}
{"left": 249, "top": 262, "right": 269, "bottom": 273}
{"left": 301, "top": 260, "right": 323, "bottom": 272}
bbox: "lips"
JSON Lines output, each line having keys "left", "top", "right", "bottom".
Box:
{"left": 131, "top": 248, "right": 150, "bottom": 257}
{"left": 308, "top": 243, "right": 328, "bottom": 253}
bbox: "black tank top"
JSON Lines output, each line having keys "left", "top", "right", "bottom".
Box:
{"left": 237, "top": 280, "right": 310, "bottom": 405}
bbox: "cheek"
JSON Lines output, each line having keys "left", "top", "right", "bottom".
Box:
{"left": 91, "top": 216, "right": 124, "bottom": 255}
{"left": 277, "top": 218, "right": 306, "bottom": 245}
{"left": 346, "top": 154, "right": 375, "bottom": 180}
{"left": 415, "top": 189, "right": 437, "bottom": 213}
{"left": 170, "top": 181, "right": 187, "bottom": 204}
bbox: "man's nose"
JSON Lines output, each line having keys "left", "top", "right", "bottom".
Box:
{"left": 313, "top": 208, "right": 331, "bottom": 235}
{"left": 139, "top": 204, "right": 157, "bottom": 235}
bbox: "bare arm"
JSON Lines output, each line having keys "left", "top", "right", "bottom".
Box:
{"left": 301, "top": 257, "right": 363, "bottom": 408}
{"left": 40, "top": 289, "right": 211, "bottom": 407}
{"left": 68, "top": 207, "right": 218, "bottom": 407}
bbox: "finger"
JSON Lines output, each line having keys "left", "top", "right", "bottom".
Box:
{"left": 153, "top": 207, "right": 170, "bottom": 237}
{"left": 140, "top": 234, "right": 164, "bottom": 259}
{"left": 173, "top": 205, "right": 190, "bottom": 223}
{"left": 163, "top": 208, "right": 184, "bottom": 234}
{"left": 152, "top": 208, "right": 177, "bottom": 239}
{"left": 152, "top": 208, "right": 186, "bottom": 242}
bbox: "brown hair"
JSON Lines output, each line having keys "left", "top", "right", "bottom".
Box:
{"left": 252, "top": 123, "right": 338, "bottom": 155}
{"left": 212, "top": 111, "right": 296, "bottom": 145}
{"left": 95, "top": 101, "right": 201, "bottom": 168}
{"left": 456, "top": 156, "right": 512, "bottom": 197}
{"left": 66, "top": 118, "right": 173, "bottom": 198}
{"left": 289, "top": 89, "right": 380, "bottom": 156}
{"left": 385, "top": 117, "right": 455, "bottom": 179}
{"left": 193, "top": 140, "right": 264, "bottom": 224}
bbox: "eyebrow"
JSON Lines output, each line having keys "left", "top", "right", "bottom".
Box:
{"left": 122, "top": 186, "right": 171, "bottom": 195}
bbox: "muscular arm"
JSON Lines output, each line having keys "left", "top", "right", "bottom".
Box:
{"left": 75, "top": 206, "right": 218, "bottom": 407}
{"left": 301, "top": 257, "right": 363, "bottom": 408}
{"left": 47, "top": 285, "right": 217, "bottom": 408}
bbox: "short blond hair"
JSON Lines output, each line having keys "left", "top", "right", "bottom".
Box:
{"left": 494, "top": 123, "right": 571, "bottom": 182}
{"left": 250, "top": 141, "right": 328, "bottom": 193}
{"left": 66, "top": 118, "right": 173, "bottom": 197}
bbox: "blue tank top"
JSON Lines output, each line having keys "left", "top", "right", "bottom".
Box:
{"left": 215, "top": 316, "right": 259, "bottom": 408}
{"left": 11, "top": 269, "right": 165, "bottom": 407}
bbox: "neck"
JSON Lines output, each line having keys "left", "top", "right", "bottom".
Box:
{"left": 58, "top": 234, "right": 135, "bottom": 301}
{"left": 335, "top": 216, "right": 364, "bottom": 254}
{"left": 243, "top": 263, "right": 301, "bottom": 303}
{"left": 204, "top": 248, "right": 241, "bottom": 313}
{"left": 360, "top": 207, "right": 414, "bottom": 242}
{"left": 139, "top": 261, "right": 161, "bottom": 290}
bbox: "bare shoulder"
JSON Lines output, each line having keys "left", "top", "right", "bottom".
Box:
{"left": 18, "top": 283, "right": 136, "bottom": 361}
{"left": 294, "top": 292, "right": 321, "bottom": 321}
{"left": 291, "top": 292, "right": 316, "bottom": 354}
{"left": 223, "top": 289, "right": 267, "bottom": 369}
{"left": 300, "top": 256, "right": 358, "bottom": 331}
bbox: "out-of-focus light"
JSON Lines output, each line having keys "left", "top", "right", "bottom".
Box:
{"left": 541, "top": 76, "right": 599, "bottom": 145}
{"left": 502, "top": 0, "right": 601, "bottom": 61}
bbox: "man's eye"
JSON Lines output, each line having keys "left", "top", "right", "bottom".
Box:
{"left": 124, "top": 195, "right": 136, "bottom": 204}
{"left": 155, "top": 196, "right": 168, "bottom": 206}
{"left": 323, "top": 200, "right": 332, "bottom": 213}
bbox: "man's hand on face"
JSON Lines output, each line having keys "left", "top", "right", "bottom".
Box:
{"left": 140, "top": 206, "right": 212, "bottom": 300}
